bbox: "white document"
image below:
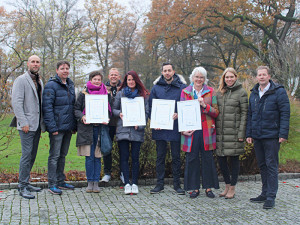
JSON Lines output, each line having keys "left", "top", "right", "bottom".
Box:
{"left": 121, "top": 97, "right": 146, "bottom": 127}
{"left": 150, "top": 99, "right": 175, "bottom": 130}
{"left": 177, "top": 100, "right": 202, "bottom": 132}
{"left": 85, "top": 95, "right": 109, "bottom": 123}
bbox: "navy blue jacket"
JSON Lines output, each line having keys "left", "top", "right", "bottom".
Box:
{"left": 149, "top": 74, "right": 187, "bottom": 141}
{"left": 42, "top": 74, "right": 76, "bottom": 133}
{"left": 246, "top": 80, "right": 290, "bottom": 139}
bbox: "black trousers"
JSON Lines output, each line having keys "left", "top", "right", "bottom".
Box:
{"left": 218, "top": 156, "right": 240, "bottom": 186}
{"left": 184, "top": 130, "right": 219, "bottom": 191}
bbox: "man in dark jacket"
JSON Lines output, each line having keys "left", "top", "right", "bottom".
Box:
{"left": 149, "top": 63, "right": 187, "bottom": 195}
{"left": 101, "top": 68, "right": 122, "bottom": 183}
{"left": 246, "top": 66, "right": 290, "bottom": 209}
{"left": 42, "top": 60, "right": 76, "bottom": 195}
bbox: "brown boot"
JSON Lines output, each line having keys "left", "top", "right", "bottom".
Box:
{"left": 219, "top": 184, "right": 230, "bottom": 197}
{"left": 225, "top": 185, "right": 235, "bottom": 199}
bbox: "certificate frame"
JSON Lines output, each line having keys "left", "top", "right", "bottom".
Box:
{"left": 150, "top": 99, "right": 175, "bottom": 130}
{"left": 121, "top": 97, "right": 146, "bottom": 127}
{"left": 85, "top": 95, "right": 109, "bottom": 123}
{"left": 177, "top": 99, "right": 202, "bottom": 132}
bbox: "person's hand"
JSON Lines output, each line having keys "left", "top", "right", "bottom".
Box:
{"left": 52, "top": 131, "right": 59, "bottom": 135}
{"left": 22, "top": 125, "right": 29, "bottom": 133}
{"left": 135, "top": 126, "right": 138, "bottom": 130}
{"left": 71, "top": 130, "right": 76, "bottom": 134}
{"left": 246, "top": 137, "right": 253, "bottom": 144}
{"left": 198, "top": 97, "right": 206, "bottom": 108}
{"left": 182, "top": 130, "right": 195, "bottom": 136}
{"left": 173, "top": 113, "right": 178, "bottom": 120}
{"left": 120, "top": 113, "right": 123, "bottom": 120}
{"left": 238, "top": 138, "right": 244, "bottom": 142}
{"left": 279, "top": 138, "right": 287, "bottom": 143}
{"left": 102, "top": 122, "right": 108, "bottom": 125}
{"left": 82, "top": 115, "right": 90, "bottom": 124}
{"left": 154, "top": 128, "right": 161, "bottom": 130}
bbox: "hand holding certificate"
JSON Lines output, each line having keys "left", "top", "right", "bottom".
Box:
{"left": 85, "top": 95, "right": 109, "bottom": 123}
{"left": 150, "top": 99, "right": 175, "bottom": 130}
{"left": 177, "top": 99, "right": 202, "bottom": 132}
{"left": 121, "top": 97, "right": 146, "bottom": 127}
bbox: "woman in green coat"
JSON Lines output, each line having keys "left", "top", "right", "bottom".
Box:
{"left": 216, "top": 68, "right": 248, "bottom": 199}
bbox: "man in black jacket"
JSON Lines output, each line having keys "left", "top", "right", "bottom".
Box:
{"left": 246, "top": 66, "right": 290, "bottom": 209}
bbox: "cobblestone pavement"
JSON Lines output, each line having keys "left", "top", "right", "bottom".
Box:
{"left": 0, "top": 179, "right": 299, "bottom": 225}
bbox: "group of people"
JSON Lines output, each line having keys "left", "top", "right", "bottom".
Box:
{"left": 11, "top": 55, "right": 290, "bottom": 210}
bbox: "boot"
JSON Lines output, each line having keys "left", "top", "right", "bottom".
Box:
{"left": 86, "top": 182, "right": 93, "bottom": 193}
{"left": 225, "top": 185, "right": 235, "bottom": 199}
{"left": 93, "top": 182, "right": 100, "bottom": 193}
{"left": 219, "top": 184, "right": 230, "bottom": 197}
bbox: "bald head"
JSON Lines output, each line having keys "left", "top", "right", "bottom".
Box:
{"left": 27, "top": 55, "right": 41, "bottom": 74}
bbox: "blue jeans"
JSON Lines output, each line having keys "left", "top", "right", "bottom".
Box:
{"left": 118, "top": 140, "right": 142, "bottom": 185}
{"left": 86, "top": 126, "right": 101, "bottom": 182}
{"left": 18, "top": 127, "right": 41, "bottom": 188}
{"left": 155, "top": 140, "right": 181, "bottom": 188}
{"left": 254, "top": 138, "right": 280, "bottom": 200}
{"left": 48, "top": 131, "right": 72, "bottom": 187}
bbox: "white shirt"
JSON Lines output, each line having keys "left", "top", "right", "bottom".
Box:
{"left": 259, "top": 82, "right": 270, "bottom": 98}
{"left": 193, "top": 86, "right": 203, "bottom": 99}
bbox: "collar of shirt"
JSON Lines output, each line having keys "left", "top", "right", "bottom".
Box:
{"left": 259, "top": 82, "right": 270, "bottom": 98}
{"left": 193, "top": 85, "right": 203, "bottom": 99}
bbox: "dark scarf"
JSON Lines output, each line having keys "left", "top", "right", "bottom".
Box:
{"left": 29, "top": 71, "right": 42, "bottom": 122}
{"left": 124, "top": 86, "right": 139, "bottom": 99}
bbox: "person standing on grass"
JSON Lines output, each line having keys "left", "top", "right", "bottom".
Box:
{"left": 246, "top": 66, "right": 290, "bottom": 209}
{"left": 42, "top": 60, "right": 76, "bottom": 195}
{"left": 74, "top": 70, "right": 112, "bottom": 193}
{"left": 149, "top": 62, "right": 187, "bottom": 195}
{"left": 216, "top": 68, "right": 248, "bottom": 199}
{"left": 11, "top": 55, "right": 44, "bottom": 199}
{"left": 101, "top": 68, "right": 123, "bottom": 183}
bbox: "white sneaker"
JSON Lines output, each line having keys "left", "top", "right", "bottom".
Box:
{"left": 120, "top": 172, "right": 125, "bottom": 184}
{"left": 131, "top": 184, "right": 139, "bottom": 194}
{"left": 124, "top": 184, "right": 132, "bottom": 195}
{"left": 100, "top": 175, "right": 111, "bottom": 182}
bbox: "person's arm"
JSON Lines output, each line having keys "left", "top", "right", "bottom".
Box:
{"left": 201, "top": 89, "right": 219, "bottom": 118}
{"left": 42, "top": 84, "right": 58, "bottom": 134}
{"left": 246, "top": 94, "right": 253, "bottom": 143}
{"left": 112, "top": 91, "right": 122, "bottom": 118}
{"left": 277, "top": 88, "right": 290, "bottom": 142}
{"left": 238, "top": 89, "right": 248, "bottom": 141}
{"left": 74, "top": 92, "right": 87, "bottom": 124}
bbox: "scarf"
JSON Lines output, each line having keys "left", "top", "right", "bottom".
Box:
{"left": 124, "top": 86, "right": 139, "bottom": 99}
{"left": 83, "top": 81, "right": 111, "bottom": 115}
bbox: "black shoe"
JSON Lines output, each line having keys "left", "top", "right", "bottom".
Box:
{"left": 190, "top": 190, "right": 199, "bottom": 198}
{"left": 250, "top": 195, "right": 266, "bottom": 203}
{"left": 27, "top": 184, "right": 42, "bottom": 192}
{"left": 263, "top": 200, "right": 275, "bottom": 209}
{"left": 19, "top": 187, "right": 35, "bottom": 199}
{"left": 150, "top": 185, "right": 164, "bottom": 194}
{"left": 205, "top": 190, "right": 215, "bottom": 198}
{"left": 174, "top": 187, "right": 185, "bottom": 195}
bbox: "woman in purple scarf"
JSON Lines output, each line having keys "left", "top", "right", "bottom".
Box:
{"left": 74, "top": 71, "right": 112, "bottom": 193}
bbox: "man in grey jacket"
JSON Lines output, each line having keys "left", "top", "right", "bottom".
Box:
{"left": 11, "top": 55, "right": 44, "bottom": 199}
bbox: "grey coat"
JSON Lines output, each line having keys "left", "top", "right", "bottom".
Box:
{"left": 112, "top": 90, "right": 149, "bottom": 142}
{"left": 11, "top": 71, "right": 45, "bottom": 132}
{"left": 216, "top": 81, "right": 248, "bottom": 156}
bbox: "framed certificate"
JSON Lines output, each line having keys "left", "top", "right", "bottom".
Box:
{"left": 177, "top": 100, "right": 202, "bottom": 132}
{"left": 121, "top": 97, "right": 146, "bottom": 127}
{"left": 150, "top": 99, "right": 175, "bottom": 130}
{"left": 85, "top": 95, "right": 109, "bottom": 123}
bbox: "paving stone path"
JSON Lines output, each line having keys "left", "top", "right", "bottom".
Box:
{"left": 0, "top": 178, "right": 299, "bottom": 224}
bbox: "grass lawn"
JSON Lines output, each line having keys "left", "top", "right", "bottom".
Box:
{"left": 0, "top": 115, "right": 85, "bottom": 173}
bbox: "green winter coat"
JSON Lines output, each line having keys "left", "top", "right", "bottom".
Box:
{"left": 216, "top": 81, "right": 248, "bottom": 156}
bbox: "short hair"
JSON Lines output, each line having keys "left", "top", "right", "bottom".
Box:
{"left": 109, "top": 68, "right": 119, "bottom": 75}
{"left": 162, "top": 62, "right": 175, "bottom": 71}
{"left": 257, "top": 66, "right": 271, "bottom": 75}
{"left": 56, "top": 60, "right": 70, "bottom": 70}
{"left": 89, "top": 70, "right": 103, "bottom": 81}
{"left": 189, "top": 67, "right": 208, "bottom": 84}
